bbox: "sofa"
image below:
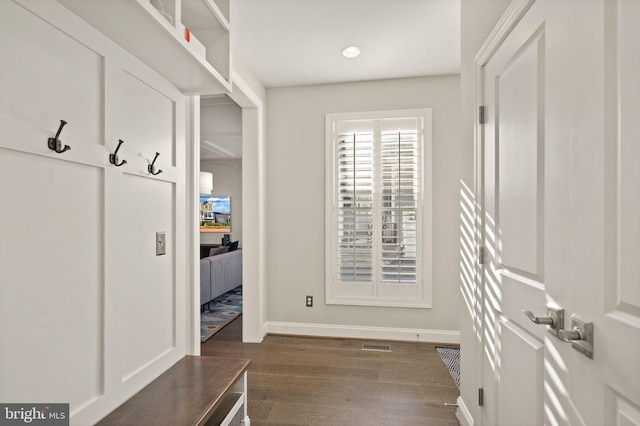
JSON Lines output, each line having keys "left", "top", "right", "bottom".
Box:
{"left": 200, "top": 249, "right": 242, "bottom": 308}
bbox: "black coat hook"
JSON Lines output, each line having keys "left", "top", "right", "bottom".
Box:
{"left": 148, "top": 152, "right": 163, "bottom": 175}
{"left": 109, "top": 139, "right": 128, "bottom": 166}
{"left": 48, "top": 120, "right": 71, "bottom": 153}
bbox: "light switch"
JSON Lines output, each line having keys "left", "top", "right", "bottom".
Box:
{"left": 156, "top": 232, "right": 166, "bottom": 256}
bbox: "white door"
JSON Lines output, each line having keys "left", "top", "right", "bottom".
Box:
{"left": 479, "top": 0, "right": 640, "bottom": 425}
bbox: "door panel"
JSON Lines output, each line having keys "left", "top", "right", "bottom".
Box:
{"left": 497, "top": 34, "right": 543, "bottom": 277}
{"left": 482, "top": 5, "right": 546, "bottom": 425}
{"left": 603, "top": 0, "right": 640, "bottom": 420}
{"left": 614, "top": 0, "right": 640, "bottom": 321}
{"left": 497, "top": 317, "right": 543, "bottom": 426}
{"left": 479, "top": 1, "right": 640, "bottom": 425}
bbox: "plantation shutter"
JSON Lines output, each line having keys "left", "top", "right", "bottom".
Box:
{"left": 327, "top": 109, "right": 431, "bottom": 308}
{"left": 380, "top": 130, "right": 419, "bottom": 284}
{"left": 336, "top": 123, "right": 420, "bottom": 286}
{"left": 337, "top": 132, "right": 374, "bottom": 283}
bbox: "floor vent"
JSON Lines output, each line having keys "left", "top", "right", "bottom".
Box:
{"left": 362, "top": 343, "right": 391, "bottom": 352}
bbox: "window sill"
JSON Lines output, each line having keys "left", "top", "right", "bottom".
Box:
{"left": 326, "top": 295, "right": 431, "bottom": 309}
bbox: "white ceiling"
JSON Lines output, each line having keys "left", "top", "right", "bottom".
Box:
{"left": 200, "top": 96, "right": 243, "bottom": 160}
{"left": 231, "top": 0, "right": 461, "bottom": 88}
{"left": 203, "top": 0, "right": 461, "bottom": 160}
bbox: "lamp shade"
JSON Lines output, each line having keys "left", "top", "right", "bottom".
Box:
{"left": 199, "top": 171, "right": 213, "bottom": 195}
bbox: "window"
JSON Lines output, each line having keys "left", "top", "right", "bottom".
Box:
{"left": 325, "top": 109, "right": 432, "bottom": 308}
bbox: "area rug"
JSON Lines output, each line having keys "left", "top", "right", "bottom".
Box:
{"left": 201, "top": 286, "right": 242, "bottom": 343}
{"left": 436, "top": 346, "right": 460, "bottom": 390}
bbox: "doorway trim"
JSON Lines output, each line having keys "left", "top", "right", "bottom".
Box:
{"left": 186, "top": 73, "right": 266, "bottom": 355}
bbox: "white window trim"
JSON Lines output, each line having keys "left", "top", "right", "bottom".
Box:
{"left": 325, "top": 109, "right": 433, "bottom": 308}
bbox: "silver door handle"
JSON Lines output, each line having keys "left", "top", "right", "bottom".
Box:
{"left": 522, "top": 308, "right": 565, "bottom": 338}
{"left": 558, "top": 328, "right": 582, "bottom": 341}
{"left": 560, "top": 314, "right": 594, "bottom": 359}
{"left": 522, "top": 310, "right": 556, "bottom": 326}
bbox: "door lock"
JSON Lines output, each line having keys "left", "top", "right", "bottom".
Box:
{"left": 558, "top": 314, "right": 593, "bottom": 359}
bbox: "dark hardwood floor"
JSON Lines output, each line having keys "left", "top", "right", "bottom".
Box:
{"left": 201, "top": 317, "right": 460, "bottom": 425}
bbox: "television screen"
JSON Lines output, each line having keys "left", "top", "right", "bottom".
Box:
{"left": 200, "top": 195, "right": 231, "bottom": 233}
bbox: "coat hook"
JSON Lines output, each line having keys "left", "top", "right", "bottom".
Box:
{"left": 148, "top": 152, "right": 163, "bottom": 175}
{"left": 47, "top": 120, "right": 71, "bottom": 153}
{"left": 109, "top": 139, "right": 128, "bottom": 167}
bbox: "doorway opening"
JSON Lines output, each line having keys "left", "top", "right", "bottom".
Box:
{"left": 199, "top": 94, "right": 243, "bottom": 343}
{"left": 188, "top": 76, "right": 265, "bottom": 354}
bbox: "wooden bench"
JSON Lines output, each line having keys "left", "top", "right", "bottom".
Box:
{"left": 98, "top": 356, "right": 250, "bottom": 426}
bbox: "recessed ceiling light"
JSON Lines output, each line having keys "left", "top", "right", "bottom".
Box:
{"left": 342, "top": 46, "right": 360, "bottom": 58}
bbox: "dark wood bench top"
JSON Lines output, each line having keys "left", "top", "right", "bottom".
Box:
{"left": 98, "top": 356, "right": 251, "bottom": 426}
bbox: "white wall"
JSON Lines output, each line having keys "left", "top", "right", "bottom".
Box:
{"left": 0, "top": 2, "right": 187, "bottom": 424}
{"left": 266, "top": 75, "right": 462, "bottom": 340}
{"left": 458, "top": 0, "right": 512, "bottom": 423}
{"left": 200, "top": 159, "right": 243, "bottom": 246}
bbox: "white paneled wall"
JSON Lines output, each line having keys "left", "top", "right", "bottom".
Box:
{"left": 121, "top": 72, "right": 176, "bottom": 165}
{"left": 0, "top": 150, "right": 103, "bottom": 408}
{"left": 121, "top": 175, "right": 176, "bottom": 380}
{"left": 0, "top": 1, "right": 186, "bottom": 424}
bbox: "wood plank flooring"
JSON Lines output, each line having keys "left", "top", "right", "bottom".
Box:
{"left": 201, "top": 317, "right": 460, "bottom": 425}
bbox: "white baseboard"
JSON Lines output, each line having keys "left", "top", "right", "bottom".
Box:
{"left": 455, "top": 395, "right": 474, "bottom": 426}
{"left": 240, "top": 319, "right": 268, "bottom": 343}
{"left": 266, "top": 321, "right": 460, "bottom": 344}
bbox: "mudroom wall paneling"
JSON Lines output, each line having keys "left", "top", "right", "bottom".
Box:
{"left": 0, "top": 2, "right": 186, "bottom": 424}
